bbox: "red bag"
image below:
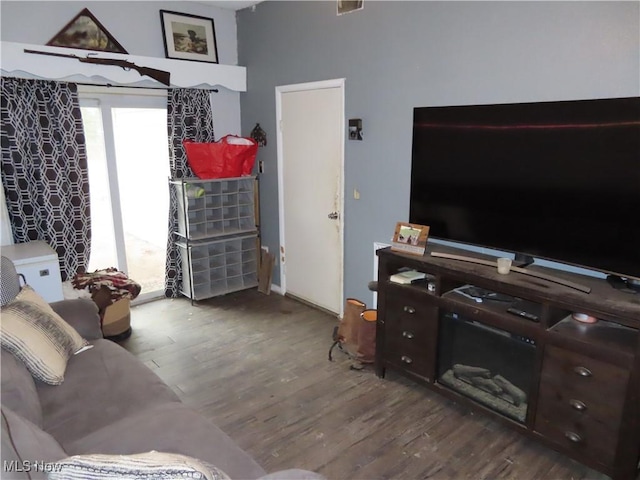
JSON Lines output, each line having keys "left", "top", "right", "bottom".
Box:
{"left": 183, "top": 135, "right": 258, "bottom": 179}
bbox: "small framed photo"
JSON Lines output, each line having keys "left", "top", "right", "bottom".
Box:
{"left": 391, "top": 222, "right": 430, "bottom": 256}
{"left": 160, "top": 10, "right": 218, "bottom": 63}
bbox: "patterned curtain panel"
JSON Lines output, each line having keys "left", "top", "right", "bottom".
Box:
{"left": 165, "top": 89, "right": 215, "bottom": 297}
{"left": 0, "top": 77, "right": 91, "bottom": 281}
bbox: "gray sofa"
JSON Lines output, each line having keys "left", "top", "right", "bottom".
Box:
{"left": 1, "top": 257, "right": 321, "bottom": 479}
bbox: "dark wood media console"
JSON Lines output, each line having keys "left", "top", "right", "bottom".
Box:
{"left": 375, "top": 245, "right": 640, "bottom": 480}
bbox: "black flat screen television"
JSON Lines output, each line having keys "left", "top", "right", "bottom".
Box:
{"left": 409, "top": 97, "right": 640, "bottom": 282}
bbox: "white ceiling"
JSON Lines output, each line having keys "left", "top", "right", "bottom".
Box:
{"left": 198, "top": 1, "right": 264, "bottom": 11}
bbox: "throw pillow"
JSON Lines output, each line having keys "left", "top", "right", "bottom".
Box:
{"left": 0, "top": 286, "right": 90, "bottom": 385}
{"left": 0, "top": 255, "right": 22, "bottom": 306}
{"left": 47, "top": 451, "right": 231, "bottom": 480}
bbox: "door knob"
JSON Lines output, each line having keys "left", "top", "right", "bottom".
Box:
{"left": 327, "top": 212, "right": 339, "bottom": 220}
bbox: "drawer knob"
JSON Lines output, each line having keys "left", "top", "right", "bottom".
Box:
{"left": 401, "top": 355, "right": 413, "bottom": 364}
{"left": 564, "top": 431, "right": 583, "bottom": 443}
{"left": 573, "top": 366, "right": 592, "bottom": 378}
{"left": 402, "top": 331, "right": 415, "bottom": 339}
{"left": 403, "top": 306, "right": 416, "bottom": 314}
{"left": 569, "top": 399, "right": 587, "bottom": 412}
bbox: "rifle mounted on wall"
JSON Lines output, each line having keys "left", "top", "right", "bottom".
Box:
{"left": 24, "top": 49, "right": 171, "bottom": 86}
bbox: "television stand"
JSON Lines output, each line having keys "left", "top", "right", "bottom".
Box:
{"left": 376, "top": 245, "right": 640, "bottom": 480}
{"left": 430, "top": 251, "right": 591, "bottom": 293}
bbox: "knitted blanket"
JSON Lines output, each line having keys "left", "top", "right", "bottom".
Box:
{"left": 72, "top": 268, "right": 141, "bottom": 302}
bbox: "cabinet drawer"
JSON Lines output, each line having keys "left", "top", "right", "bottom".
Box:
{"left": 385, "top": 286, "right": 435, "bottom": 326}
{"left": 385, "top": 310, "right": 432, "bottom": 339}
{"left": 540, "top": 345, "right": 629, "bottom": 405}
{"left": 382, "top": 286, "right": 437, "bottom": 380}
{"left": 536, "top": 379, "right": 625, "bottom": 432}
{"left": 534, "top": 345, "right": 630, "bottom": 465}
{"left": 384, "top": 335, "right": 432, "bottom": 379}
{"left": 385, "top": 293, "right": 436, "bottom": 340}
{"left": 535, "top": 400, "right": 620, "bottom": 466}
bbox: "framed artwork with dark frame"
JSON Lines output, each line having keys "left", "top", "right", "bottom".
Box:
{"left": 337, "top": 0, "right": 364, "bottom": 16}
{"left": 160, "top": 10, "right": 219, "bottom": 63}
{"left": 47, "top": 8, "right": 128, "bottom": 53}
{"left": 391, "top": 222, "right": 430, "bottom": 256}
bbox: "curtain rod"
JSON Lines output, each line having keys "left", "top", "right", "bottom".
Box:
{"left": 73, "top": 81, "right": 218, "bottom": 93}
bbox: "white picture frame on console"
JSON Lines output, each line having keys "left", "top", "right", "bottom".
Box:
{"left": 391, "top": 222, "right": 430, "bottom": 256}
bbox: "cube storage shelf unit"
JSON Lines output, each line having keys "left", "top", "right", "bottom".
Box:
{"left": 170, "top": 176, "right": 258, "bottom": 301}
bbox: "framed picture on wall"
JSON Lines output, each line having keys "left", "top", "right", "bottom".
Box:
{"left": 47, "top": 8, "right": 128, "bottom": 53}
{"left": 391, "top": 222, "right": 430, "bottom": 256}
{"left": 160, "top": 10, "right": 218, "bottom": 63}
{"left": 337, "top": 0, "right": 364, "bottom": 16}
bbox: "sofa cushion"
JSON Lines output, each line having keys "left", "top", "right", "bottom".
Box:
{"left": 0, "top": 286, "right": 90, "bottom": 385}
{"left": 1, "top": 406, "right": 67, "bottom": 480}
{"left": 0, "top": 349, "right": 42, "bottom": 427}
{"left": 64, "top": 402, "right": 266, "bottom": 480}
{"left": 36, "top": 339, "right": 181, "bottom": 444}
{"left": 48, "top": 451, "right": 230, "bottom": 480}
{"left": 50, "top": 298, "right": 102, "bottom": 340}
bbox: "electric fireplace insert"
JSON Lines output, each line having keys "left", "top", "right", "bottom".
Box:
{"left": 437, "top": 311, "right": 536, "bottom": 423}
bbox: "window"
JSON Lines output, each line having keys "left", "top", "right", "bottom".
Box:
{"left": 79, "top": 87, "right": 169, "bottom": 302}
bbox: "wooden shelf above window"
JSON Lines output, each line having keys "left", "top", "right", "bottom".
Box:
{"left": 0, "top": 42, "right": 247, "bottom": 91}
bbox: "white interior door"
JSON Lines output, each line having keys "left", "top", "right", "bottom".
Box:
{"left": 277, "top": 80, "right": 344, "bottom": 315}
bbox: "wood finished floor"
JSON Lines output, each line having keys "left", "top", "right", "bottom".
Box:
{"left": 122, "top": 289, "right": 613, "bottom": 480}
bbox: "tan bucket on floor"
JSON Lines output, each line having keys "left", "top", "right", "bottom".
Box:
{"left": 101, "top": 298, "right": 131, "bottom": 337}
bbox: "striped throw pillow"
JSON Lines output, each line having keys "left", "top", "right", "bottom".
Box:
{"left": 47, "top": 451, "right": 230, "bottom": 480}
{"left": 0, "top": 286, "right": 90, "bottom": 385}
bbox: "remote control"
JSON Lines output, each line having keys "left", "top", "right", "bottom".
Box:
{"left": 507, "top": 307, "right": 540, "bottom": 322}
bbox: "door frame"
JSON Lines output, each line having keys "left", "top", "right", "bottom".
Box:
{"left": 275, "top": 78, "right": 345, "bottom": 315}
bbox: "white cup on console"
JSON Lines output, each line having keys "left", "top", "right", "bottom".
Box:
{"left": 497, "top": 257, "right": 512, "bottom": 274}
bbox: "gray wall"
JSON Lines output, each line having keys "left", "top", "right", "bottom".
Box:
{"left": 237, "top": 1, "right": 640, "bottom": 303}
